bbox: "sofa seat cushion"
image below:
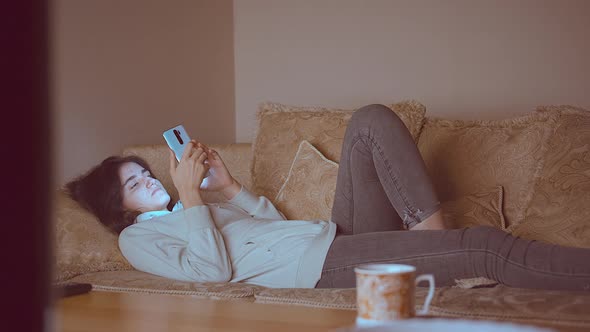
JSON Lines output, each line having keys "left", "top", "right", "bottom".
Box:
{"left": 68, "top": 270, "right": 264, "bottom": 300}
{"left": 430, "top": 286, "right": 590, "bottom": 329}
{"left": 255, "top": 285, "right": 590, "bottom": 329}
{"left": 251, "top": 101, "right": 427, "bottom": 202}
{"left": 255, "top": 287, "right": 357, "bottom": 310}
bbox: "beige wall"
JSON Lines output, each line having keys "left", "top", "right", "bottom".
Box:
{"left": 234, "top": 0, "right": 590, "bottom": 142}
{"left": 52, "top": 0, "right": 235, "bottom": 185}
{"left": 53, "top": 0, "right": 590, "bottom": 182}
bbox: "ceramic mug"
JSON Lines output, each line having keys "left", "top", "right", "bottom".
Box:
{"left": 355, "top": 264, "right": 435, "bottom": 327}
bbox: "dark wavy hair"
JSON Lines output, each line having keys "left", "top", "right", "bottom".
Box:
{"left": 66, "top": 155, "right": 158, "bottom": 234}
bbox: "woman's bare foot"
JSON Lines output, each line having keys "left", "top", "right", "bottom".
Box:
{"left": 409, "top": 210, "right": 446, "bottom": 230}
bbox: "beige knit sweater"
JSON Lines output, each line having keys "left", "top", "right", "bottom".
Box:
{"left": 119, "top": 186, "right": 337, "bottom": 288}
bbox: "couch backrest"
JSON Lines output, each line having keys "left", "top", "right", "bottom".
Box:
{"left": 250, "top": 102, "right": 590, "bottom": 248}
{"left": 417, "top": 111, "right": 559, "bottom": 226}
{"left": 53, "top": 103, "right": 590, "bottom": 282}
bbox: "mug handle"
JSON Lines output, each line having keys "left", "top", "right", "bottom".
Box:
{"left": 415, "top": 274, "right": 435, "bottom": 316}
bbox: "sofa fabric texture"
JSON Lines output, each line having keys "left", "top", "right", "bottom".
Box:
{"left": 513, "top": 105, "right": 590, "bottom": 248}
{"left": 68, "top": 270, "right": 263, "bottom": 299}
{"left": 53, "top": 190, "right": 133, "bottom": 281}
{"left": 440, "top": 186, "right": 506, "bottom": 230}
{"left": 417, "top": 112, "right": 559, "bottom": 227}
{"left": 275, "top": 140, "right": 339, "bottom": 222}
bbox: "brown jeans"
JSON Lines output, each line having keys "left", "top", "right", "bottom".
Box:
{"left": 316, "top": 104, "right": 590, "bottom": 291}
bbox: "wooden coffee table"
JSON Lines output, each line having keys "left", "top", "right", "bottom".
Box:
{"left": 53, "top": 290, "right": 357, "bottom": 332}
{"left": 52, "top": 290, "right": 587, "bottom": 332}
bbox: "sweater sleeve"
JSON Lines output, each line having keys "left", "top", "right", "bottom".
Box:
{"left": 227, "top": 185, "right": 287, "bottom": 220}
{"left": 118, "top": 205, "right": 232, "bottom": 283}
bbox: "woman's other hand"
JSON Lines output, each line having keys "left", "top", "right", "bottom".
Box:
{"left": 194, "top": 141, "right": 242, "bottom": 200}
{"left": 169, "top": 141, "right": 208, "bottom": 208}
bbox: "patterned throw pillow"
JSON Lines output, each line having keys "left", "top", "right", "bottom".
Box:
{"left": 275, "top": 140, "right": 506, "bottom": 231}
{"left": 251, "top": 101, "right": 427, "bottom": 203}
{"left": 275, "top": 140, "right": 339, "bottom": 221}
{"left": 417, "top": 111, "right": 558, "bottom": 227}
{"left": 512, "top": 105, "right": 590, "bottom": 248}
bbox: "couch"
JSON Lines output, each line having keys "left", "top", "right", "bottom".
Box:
{"left": 53, "top": 101, "right": 590, "bottom": 331}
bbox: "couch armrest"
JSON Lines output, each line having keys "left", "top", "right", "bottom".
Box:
{"left": 52, "top": 189, "right": 133, "bottom": 282}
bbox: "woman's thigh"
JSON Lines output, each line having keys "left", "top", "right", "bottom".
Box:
{"left": 331, "top": 104, "right": 440, "bottom": 234}
{"left": 316, "top": 228, "right": 474, "bottom": 288}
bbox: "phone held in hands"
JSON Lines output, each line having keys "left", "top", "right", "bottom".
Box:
{"left": 163, "top": 124, "right": 211, "bottom": 177}
{"left": 163, "top": 124, "right": 190, "bottom": 162}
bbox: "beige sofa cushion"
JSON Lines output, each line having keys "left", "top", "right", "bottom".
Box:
{"left": 122, "top": 143, "right": 253, "bottom": 203}
{"left": 255, "top": 287, "right": 357, "bottom": 310}
{"left": 429, "top": 285, "right": 590, "bottom": 328}
{"left": 275, "top": 140, "right": 505, "bottom": 230}
{"left": 418, "top": 112, "right": 558, "bottom": 227}
{"left": 441, "top": 186, "right": 506, "bottom": 230}
{"left": 513, "top": 105, "right": 590, "bottom": 248}
{"left": 53, "top": 190, "right": 133, "bottom": 281}
{"left": 275, "top": 140, "right": 339, "bottom": 221}
{"left": 251, "top": 101, "right": 427, "bottom": 203}
{"left": 67, "top": 270, "right": 263, "bottom": 300}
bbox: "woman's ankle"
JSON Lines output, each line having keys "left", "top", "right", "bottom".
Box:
{"left": 410, "top": 210, "right": 446, "bottom": 230}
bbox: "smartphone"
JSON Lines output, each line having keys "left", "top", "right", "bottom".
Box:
{"left": 163, "top": 125, "right": 211, "bottom": 177}
{"left": 163, "top": 124, "right": 190, "bottom": 162}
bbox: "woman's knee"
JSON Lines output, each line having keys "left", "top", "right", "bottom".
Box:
{"left": 349, "top": 104, "right": 405, "bottom": 134}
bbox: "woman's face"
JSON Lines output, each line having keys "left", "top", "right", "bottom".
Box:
{"left": 119, "top": 162, "right": 171, "bottom": 213}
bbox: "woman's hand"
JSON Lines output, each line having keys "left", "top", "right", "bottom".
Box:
{"left": 195, "top": 141, "right": 242, "bottom": 200}
{"left": 169, "top": 141, "right": 209, "bottom": 208}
